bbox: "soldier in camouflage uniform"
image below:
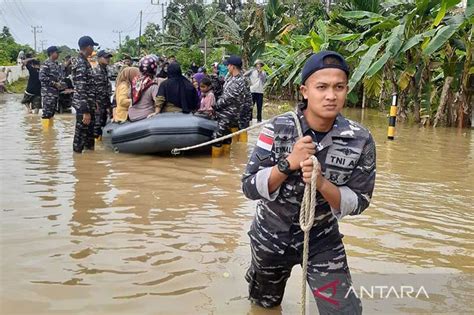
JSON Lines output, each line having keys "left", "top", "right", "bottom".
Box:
{"left": 212, "top": 55, "right": 252, "bottom": 147}
{"left": 242, "top": 51, "right": 376, "bottom": 314}
{"left": 39, "top": 46, "right": 63, "bottom": 119}
{"left": 93, "top": 50, "right": 113, "bottom": 138}
{"left": 71, "top": 36, "right": 99, "bottom": 153}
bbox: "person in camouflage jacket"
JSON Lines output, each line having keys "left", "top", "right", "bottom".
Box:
{"left": 71, "top": 36, "right": 98, "bottom": 153}
{"left": 213, "top": 55, "right": 252, "bottom": 147}
{"left": 242, "top": 51, "right": 376, "bottom": 314}
{"left": 39, "top": 46, "right": 63, "bottom": 119}
{"left": 92, "top": 50, "right": 113, "bottom": 138}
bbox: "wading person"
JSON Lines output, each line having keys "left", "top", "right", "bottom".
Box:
{"left": 39, "top": 46, "right": 63, "bottom": 124}
{"left": 71, "top": 36, "right": 98, "bottom": 153}
{"left": 212, "top": 55, "right": 252, "bottom": 156}
{"left": 242, "top": 51, "right": 376, "bottom": 314}
{"left": 93, "top": 50, "right": 113, "bottom": 139}
{"left": 245, "top": 59, "right": 266, "bottom": 122}
{"left": 21, "top": 58, "right": 42, "bottom": 114}
{"left": 58, "top": 55, "right": 74, "bottom": 113}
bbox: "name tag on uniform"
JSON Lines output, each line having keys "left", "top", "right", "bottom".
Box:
{"left": 274, "top": 134, "right": 293, "bottom": 155}
{"left": 325, "top": 144, "right": 361, "bottom": 169}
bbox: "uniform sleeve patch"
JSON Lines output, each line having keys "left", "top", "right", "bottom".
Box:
{"left": 256, "top": 127, "right": 274, "bottom": 151}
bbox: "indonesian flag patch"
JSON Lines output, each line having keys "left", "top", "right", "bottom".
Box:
{"left": 257, "top": 126, "right": 274, "bottom": 151}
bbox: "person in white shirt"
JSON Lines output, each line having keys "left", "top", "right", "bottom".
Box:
{"left": 244, "top": 59, "right": 266, "bottom": 122}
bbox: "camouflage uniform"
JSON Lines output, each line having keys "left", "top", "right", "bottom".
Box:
{"left": 214, "top": 72, "right": 252, "bottom": 145}
{"left": 39, "top": 58, "right": 63, "bottom": 118}
{"left": 242, "top": 103, "right": 376, "bottom": 313}
{"left": 92, "top": 64, "right": 112, "bottom": 137}
{"left": 71, "top": 53, "right": 95, "bottom": 153}
{"left": 209, "top": 74, "right": 224, "bottom": 101}
{"left": 239, "top": 77, "right": 253, "bottom": 129}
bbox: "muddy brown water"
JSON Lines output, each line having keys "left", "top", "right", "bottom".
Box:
{"left": 1, "top": 94, "right": 473, "bottom": 314}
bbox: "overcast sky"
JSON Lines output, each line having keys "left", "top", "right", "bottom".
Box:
{"left": 0, "top": 0, "right": 166, "bottom": 51}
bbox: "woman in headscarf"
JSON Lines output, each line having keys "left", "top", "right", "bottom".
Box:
{"left": 113, "top": 66, "right": 140, "bottom": 122}
{"left": 154, "top": 62, "right": 200, "bottom": 114}
{"left": 192, "top": 67, "right": 206, "bottom": 100}
{"left": 128, "top": 55, "right": 162, "bottom": 122}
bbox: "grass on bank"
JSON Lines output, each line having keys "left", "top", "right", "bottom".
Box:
{"left": 6, "top": 77, "right": 27, "bottom": 94}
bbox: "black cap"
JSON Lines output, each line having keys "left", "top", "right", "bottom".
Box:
{"left": 97, "top": 50, "right": 113, "bottom": 58}
{"left": 301, "top": 51, "right": 350, "bottom": 84}
{"left": 227, "top": 55, "right": 242, "bottom": 68}
{"left": 46, "top": 46, "right": 60, "bottom": 55}
{"left": 78, "top": 36, "right": 99, "bottom": 49}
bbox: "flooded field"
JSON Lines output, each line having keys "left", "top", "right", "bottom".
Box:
{"left": 1, "top": 94, "right": 473, "bottom": 314}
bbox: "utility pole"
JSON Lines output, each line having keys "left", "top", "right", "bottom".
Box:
{"left": 138, "top": 10, "right": 143, "bottom": 57}
{"left": 113, "top": 30, "right": 123, "bottom": 49}
{"left": 31, "top": 25, "right": 42, "bottom": 52}
{"left": 39, "top": 39, "right": 47, "bottom": 52}
{"left": 151, "top": 0, "right": 168, "bottom": 51}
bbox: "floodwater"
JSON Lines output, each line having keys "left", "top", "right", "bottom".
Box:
{"left": 1, "top": 94, "right": 473, "bottom": 315}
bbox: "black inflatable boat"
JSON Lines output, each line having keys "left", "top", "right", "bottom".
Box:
{"left": 102, "top": 113, "right": 217, "bottom": 154}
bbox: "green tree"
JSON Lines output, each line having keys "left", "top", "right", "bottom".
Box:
{"left": 0, "top": 26, "right": 34, "bottom": 65}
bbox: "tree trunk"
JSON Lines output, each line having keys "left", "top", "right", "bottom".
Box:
{"left": 362, "top": 86, "right": 366, "bottom": 109}
{"left": 448, "top": 92, "right": 460, "bottom": 127}
{"left": 378, "top": 69, "right": 386, "bottom": 112}
{"left": 414, "top": 63, "right": 430, "bottom": 124}
{"left": 457, "top": 25, "right": 473, "bottom": 128}
{"left": 397, "top": 91, "right": 409, "bottom": 122}
{"left": 413, "top": 101, "right": 421, "bottom": 123}
{"left": 408, "top": 79, "right": 419, "bottom": 123}
{"left": 433, "top": 76, "right": 454, "bottom": 127}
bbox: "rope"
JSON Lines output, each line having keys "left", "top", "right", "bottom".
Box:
{"left": 171, "top": 115, "right": 285, "bottom": 155}
{"left": 288, "top": 111, "right": 319, "bottom": 315}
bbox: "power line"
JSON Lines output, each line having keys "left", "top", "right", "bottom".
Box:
{"left": 42, "top": 30, "right": 63, "bottom": 45}
{"left": 0, "top": 9, "right": 22, "bottom": 41}
{"left": 122, "top": 12, "right": 141, "bottom": 32}
{"left": 11, "top": 0, "right": 31, "bottom": 25}
{"left": 17, "top": 0, "right": 37, "bottom": 24}
{"left": 2, "top": 0, "right": 29, "bottom": 25}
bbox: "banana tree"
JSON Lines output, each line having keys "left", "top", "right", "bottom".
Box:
{"left": 332, "top": 0, "right": 470, "bottom": 125}
{"left": 263, "top": 20, "right": 332, "bottom": 99}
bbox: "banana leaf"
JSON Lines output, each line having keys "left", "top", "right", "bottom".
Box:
{"left": 348, "top": 38, "right": 386, "bottom": 91}
{"left": 366, "top": 24, "right": 405, "bottom": 77}
{"left": 423, "top": 24, "right": 461, "bottom": 55}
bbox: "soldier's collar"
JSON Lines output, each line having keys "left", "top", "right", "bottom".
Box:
{"left": 295, "top": 103, "right": 355, "bottom": 139}
{"left": 330, "top": 114, "right": 356, "bottom": 139}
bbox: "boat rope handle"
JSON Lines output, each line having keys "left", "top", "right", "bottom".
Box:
{"left": 170, "top": 113, "right": 289, "bottom": 155}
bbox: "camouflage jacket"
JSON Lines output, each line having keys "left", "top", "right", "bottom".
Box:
{"left": 242, "top": 103, "right": 376, "bottom": 246}
{"left": 215, "top": 72, "right": 252, "bottom": 112}
{"left": 71, "top": 53, "right": 95, "bottom": 114}
{"left": 93, "top": 64, "right": 112, "bottom": 106}
{"left": 39, "top": 58, "right": 63, "bottom": 95}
